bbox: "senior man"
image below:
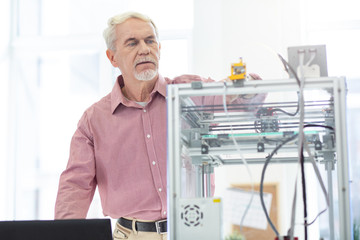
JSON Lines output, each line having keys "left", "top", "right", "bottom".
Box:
{"left": 55, "top": 11, "right": 265, "bottom": 240}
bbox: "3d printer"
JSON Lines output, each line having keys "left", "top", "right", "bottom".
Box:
{"left": 166, "top": 74, "right": 351, "bottom": 239}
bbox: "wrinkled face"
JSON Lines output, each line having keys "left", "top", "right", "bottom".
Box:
{"left": 106, "top": 18, "right": 161, "bottom": 81}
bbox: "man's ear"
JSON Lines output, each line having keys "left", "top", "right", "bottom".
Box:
{"left": 106, "top": 49, "right": 118, "bottom": 67}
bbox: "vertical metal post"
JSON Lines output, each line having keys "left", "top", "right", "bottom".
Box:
{"left": 325, "top": 160, "right": 335, "bottom": 240}
{"left": 333, "top": 77, "right": 352, "bottom": 239}
{"left": 204, "top": 164, "right": 212, "bottom": 198}
{"left": 196, "top": 165, "right": 203, "bottom": 197}
{"left": 167, "top": 85, "right": 181, "bottom": 240}
{"left": 201, "top": 164, "right": 205, "bottom": 197}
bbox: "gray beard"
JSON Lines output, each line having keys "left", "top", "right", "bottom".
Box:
{"left": 134, "top": 69, "right": 158, "bottom": 81}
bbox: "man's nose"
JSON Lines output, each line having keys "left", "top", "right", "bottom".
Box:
{"left": 138, "top": 41, "right": 150, "bottom": 55}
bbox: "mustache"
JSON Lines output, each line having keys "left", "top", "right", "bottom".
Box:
{"left": 134, "top": 57, "right": 157, "bottom": 67}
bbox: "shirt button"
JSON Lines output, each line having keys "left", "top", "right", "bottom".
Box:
{"left": 163, "top": 211, "right": 167, "bottom": 215}
{"left": 143, "top": 109, "right": 147, "bottom": 113}
{"left": 158, "top": 188, "right": 162, "bottom": 192}
{"left": 152, "top": 161, "right": 156, "bottom": 165}
{"left": 147, "top": 134, "right": 151, "bottom": 138}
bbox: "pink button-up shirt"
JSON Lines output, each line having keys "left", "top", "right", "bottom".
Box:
{"left": 55, "top": 74, "right": 265, "bottom": 220}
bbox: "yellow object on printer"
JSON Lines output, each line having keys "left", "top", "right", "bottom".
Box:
{"left": 229, "top": 58, "right": 246, "bottom": 81}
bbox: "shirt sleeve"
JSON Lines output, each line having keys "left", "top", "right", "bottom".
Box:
{"left": 54, "top": 111, "right": 97, "bottom": 219}
{"left": 171, "top": 74, "right": 213, "bottom": 84}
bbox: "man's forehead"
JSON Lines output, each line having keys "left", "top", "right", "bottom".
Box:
{"left": 116, "top": 18, "right": 156, "bottom": 41}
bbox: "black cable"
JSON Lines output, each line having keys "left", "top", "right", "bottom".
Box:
{"left": 301, "top": 124, "right": 334, "bottom": 239}
{"left": 262, "top": 53, "right": 329, "bottom": 238}
{"left": 268, "top": 54, "right": 301, "bottom": 117}
{"left": 259, "top": 133, "right": 298, "bottom": 236}
{"left": 259, "top": 124, "right": 334, "bottom": 237}
{"left": 300, "top": 144, "right": 308, "bottom": 240}
{"left": 269, "top": 91, "right": 300, "bottom": 117}
{"left": 302, "top": 124, "right": 334, "bottom": 131}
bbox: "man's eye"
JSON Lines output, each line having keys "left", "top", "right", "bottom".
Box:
{"left": 127, "top": 42, "right": 137, "bottom": 47}
{"left": 146, "top": 39, "right": 155, "bottom": 44}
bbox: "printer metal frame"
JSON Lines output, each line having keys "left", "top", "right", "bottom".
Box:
{"left": 167, "top": 77, "right": 351, "bottom": 240}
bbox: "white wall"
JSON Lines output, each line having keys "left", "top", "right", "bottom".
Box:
{"left": 192, "top": 0, "right": 304, "bottom": 81}
{"left": 0, "top": 0, "right": 10, "bottom": 220}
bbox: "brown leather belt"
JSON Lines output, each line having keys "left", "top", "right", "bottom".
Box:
{"left": 117, "top": 217, "right": 167, "bottom": 234}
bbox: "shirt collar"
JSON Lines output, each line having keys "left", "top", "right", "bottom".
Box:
{"left": 110, "top": 74, "right": 167, "bottom": 114}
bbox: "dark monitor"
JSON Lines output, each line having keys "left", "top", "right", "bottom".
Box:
{"left": 0, "top": 219, "right": 113, "bottom": 240}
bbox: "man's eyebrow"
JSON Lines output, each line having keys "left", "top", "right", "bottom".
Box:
{"left": 123, "top": 35, "right": 156, "bottom": 45}
{"left": 145, "top": 35, "right": 156, "bottom": 40}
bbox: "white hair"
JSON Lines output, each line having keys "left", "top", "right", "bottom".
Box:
{"left": 103, "top": 11, "right": 159, "bottom": 51}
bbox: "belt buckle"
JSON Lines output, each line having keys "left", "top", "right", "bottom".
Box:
{"left": 155, "top": 219, "right": 167, "bottom": 234}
